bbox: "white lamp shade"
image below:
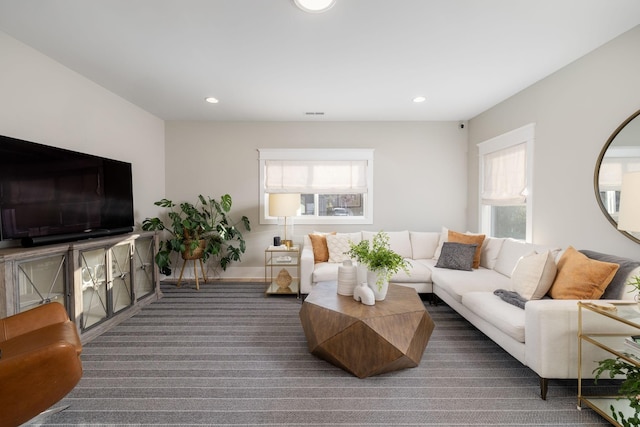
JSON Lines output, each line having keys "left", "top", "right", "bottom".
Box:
{"left": 618, "top": 172, "right": 640, "bottom": 232}
{"left": 268, "top": 193, "right": 300, "bottom": 217}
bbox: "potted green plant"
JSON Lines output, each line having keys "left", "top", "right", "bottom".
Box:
{"left": 141, "top": 194, "right": 251, "bottom": 276}
{"left": 347, "top": 231, "right": 410, "bottom": 300}
{"left": 593, "top": 357, "right": 640, "bottom": 426}
{"left": 628, "top": 276, "right": 640, "bottom": 303}
{"left": 593, "top": 275, "right": 640, "bottom": 426}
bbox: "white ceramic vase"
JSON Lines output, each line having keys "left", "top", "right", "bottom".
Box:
{"left": 337, "top": 260, "right": 357, "bottom": 296}
{"left": 366, "top": 269, "right": 389, "bottom": 301}
{"left": 353, "top": 282, "right": 375, "bottom": 306}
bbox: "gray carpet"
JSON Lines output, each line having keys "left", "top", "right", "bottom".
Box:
{"left": 33, "top": 282, "right": 610, "bottom": 426}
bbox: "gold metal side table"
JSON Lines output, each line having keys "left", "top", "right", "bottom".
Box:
{"left": 264, "top": 245, "right": 300, "bottom": 297}
{"left": 577, "top": 301, "right": 640, "bottom": 425}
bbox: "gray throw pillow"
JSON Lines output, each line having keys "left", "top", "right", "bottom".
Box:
{"left": 435, "top": 242, "right": 478, "bottom": 271}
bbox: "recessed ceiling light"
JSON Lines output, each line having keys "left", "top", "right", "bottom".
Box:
{"left": 293, "top": 0, "right": 336, "bottom": 13}
{"left": 205, "top": 97, "right": 219, "bottom": 104}
{"left": 413, "top": 96, "right": 426, "bottom": 103}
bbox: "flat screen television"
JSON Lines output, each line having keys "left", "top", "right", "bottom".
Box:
{"left": 0, "top": 134, "right": 134, "bottom": 247}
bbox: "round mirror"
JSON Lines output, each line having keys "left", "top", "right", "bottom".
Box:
{"left": 594, "top": 109, "right": 640, "bottom": 243}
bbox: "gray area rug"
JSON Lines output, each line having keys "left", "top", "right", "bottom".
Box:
{"left": 33, "top": 282, "right": 610, "bottom": 426}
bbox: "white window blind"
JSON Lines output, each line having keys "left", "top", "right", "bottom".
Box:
{"left": 599, "top": 160, "right": 624, "bottom": 191}
{"left": 598, "top": 147, "right": 640, "bottom": 191}
{"left": 258, "top": 148, "right": 374, "bottom": 225}
{"left": 481, "top": 142, "right": 527, "bottom": 206}
{"left": 265, "top": 160, "right": 368, "bottom": 194}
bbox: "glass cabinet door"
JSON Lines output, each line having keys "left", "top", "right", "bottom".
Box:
{"left": 17, "top": 254, "right": 67, "bottom": 313}
{"left": 110, "top": 243, "right": 132, "bottom": 314}
{"left": 134, "top": 236, "right": 155, "bottom": 300}
{"left": 80, "top": 242, "right": 134, "bottom": 331}
{"left": 80, "top": 248, "right": 108, "bottom": 330}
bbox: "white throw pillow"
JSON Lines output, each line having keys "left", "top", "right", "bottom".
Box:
{"left": 493, "top": 238, "right": 536, "bottom": 277}
{"left": 326, "top": 234, "right": 352, "bottom": 263}
{"left": 337, "top": 232, "right": 362, "bottom": 245}
{"left": 511, "top": 250, "right": 557, "bottom": 300}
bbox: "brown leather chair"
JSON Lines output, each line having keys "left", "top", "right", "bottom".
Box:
{"left": 0, "top": 302, "right": 82, "bottom": 427}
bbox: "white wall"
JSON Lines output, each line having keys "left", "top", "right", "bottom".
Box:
{"left": 165, "top": 121, "right": 468, "bottom": 279}
{"left": 10, "top": 20, "right": 638, "bottom": 280}
{"left": 468, "top": 25, "right": 640, "bottom": 259}
{"left": 0, "top": 31, "right": 165, "bottom": 228}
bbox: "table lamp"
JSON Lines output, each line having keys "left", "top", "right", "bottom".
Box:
{"left": 618, "top": 171, "right": 640, "bottom": 233}
{"left": 269, "top": 193, "right": 299, "bottom": 248}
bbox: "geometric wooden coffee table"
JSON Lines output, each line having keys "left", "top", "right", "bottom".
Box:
{"left": 299, "top": 282, "right": 435, "bottom": 378}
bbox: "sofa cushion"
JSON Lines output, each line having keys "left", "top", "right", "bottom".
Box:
{"left": 462, "top": 292, "right": 526, "bottom": 343}
{"left": 326, "top": 234, "right": 351, "bottom": 263}
{"left": 480, "top": 237, "right": 505, "bottom": 269}
{"left": 448, "top": 230, "right": 485, "bottom": 268}
{"left": 510, "top": 250, "right": 557, "bottom": 300}
{"left": 548, "top": 246, "right": 619, "bottom": 299}
{"left": 433, "top": 226, "right": 449, "bottom": 260}
{"left": 312, "top": 262, "right": 341, "bottom": 283}
{"left": 410, "top": 231, "right": 440, "bottom": 259}
{"left": 435, "top": 242, "right": 477, "bottom": 271}
{"left": 390, "top": 259, "right": 433, "bottom": 283}
{"left": 534, "top": 244, "right": 562, "bottom": 261}
{"left": 493, "top": 238, "right": 537, "bottom": 278}
{"left": 432, "top": 266, "right": 512, "bottom": 303}
{"left": 362, "top": 230, "right": 412, "bottom": 259}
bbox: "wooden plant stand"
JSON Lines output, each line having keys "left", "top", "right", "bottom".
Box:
{"left": 177, "top": 257, "right": 207, "bottom": 290}
{"left": 177, "top": 241, "right": 208, "bottom": 290}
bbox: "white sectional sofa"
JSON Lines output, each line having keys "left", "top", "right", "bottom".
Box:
{"left": 302, "top": 230, "right": 440, "bottom": 295}
{"left": 300, "top": 229, "right": 640, "bottom": 399}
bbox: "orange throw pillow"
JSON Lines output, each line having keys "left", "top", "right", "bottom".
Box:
{"left": 308, "top": 233, "right": 334, "bottom": 263}
{"left": 548, "top": 246, "right": 619, "bottom": 299}
{"left": 448, "top": 230, "right": 485, "bottom": 269}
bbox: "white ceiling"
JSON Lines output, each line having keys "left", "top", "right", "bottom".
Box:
{"left": 0, "top": 0, "right": 639, "bottom": 122}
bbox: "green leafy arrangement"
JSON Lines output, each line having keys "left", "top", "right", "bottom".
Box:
{"left": 590, "top": 275, "right": 640, "bottom": 426}
{"left": 346, "top": 231, "right": 410, "bottom": 290}
{"left": 594, "top": 357, "right": 640, "bottom": 426}
{"left": 141, "top": 194, "right": 250, "bottom": 275}
{"left": 628, "top": 276, "right": 640, "bottom": 296}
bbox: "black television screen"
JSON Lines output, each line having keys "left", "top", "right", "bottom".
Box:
{"left": 0, "top": 134, "right": 134, "bottom": 246}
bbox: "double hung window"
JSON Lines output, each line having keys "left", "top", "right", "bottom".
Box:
{"left": 259, "top": 149, "right": 374, "bottom": 225}
{"left": 478, "top": 124, "right": 534, "bottom": 241}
